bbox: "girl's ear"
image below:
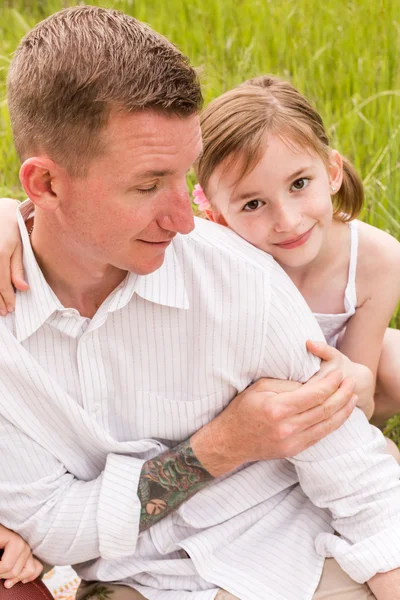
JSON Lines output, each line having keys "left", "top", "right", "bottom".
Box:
{"left": 328, "top": 150, "right": 344, "bottom": 194}
{"left": 205, "top": 209, "right": 228, "bottom": 227}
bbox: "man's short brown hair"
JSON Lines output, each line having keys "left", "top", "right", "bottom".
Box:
{"left": 7, "top": 6, "right": 203, "bottom": 175}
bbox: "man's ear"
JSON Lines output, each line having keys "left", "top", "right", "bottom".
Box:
{"left": 19, "top": 157, "right": 60, "bottom": 211}
{"left": 205, "top": 209, "right": 228, "bottom": 227}
{"left": 328, "top": 150, "right": 343, "bottom": 195}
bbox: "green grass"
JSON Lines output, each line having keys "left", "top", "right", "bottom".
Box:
{"left": 1, "top": 0, "right": 400, "bottom": 432}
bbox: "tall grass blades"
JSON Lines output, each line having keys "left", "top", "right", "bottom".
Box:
{"left": 1, "top": 0, "right": 400, "bottom": 328}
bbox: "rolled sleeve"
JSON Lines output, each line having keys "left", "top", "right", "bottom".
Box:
{"left": 0, "top": 417, "right": 146, "bottom": 565}
{"left": 290, "top": 409, "right": 400, "bottom": 582}
{"left": 316, "top": 526, "right": 400, "bottom": 583}
{"left": 98, "top": 453, "right": 145, "bottom": 560}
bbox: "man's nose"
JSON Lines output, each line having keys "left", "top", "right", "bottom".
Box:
{"left": 158, "top": 186, "right": 195, "bottom": 235}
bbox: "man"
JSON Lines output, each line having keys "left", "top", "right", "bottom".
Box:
{"left": 0, "top": 6, "right": 400, "bottom": 600}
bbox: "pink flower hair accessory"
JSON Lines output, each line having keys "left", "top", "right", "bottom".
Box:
{"left": 192, "top": 184, "right": 211, "bottom": 211}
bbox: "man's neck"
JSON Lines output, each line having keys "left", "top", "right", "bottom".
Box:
{"left": 30, "top": 220, "right": 127, "bottom": 319}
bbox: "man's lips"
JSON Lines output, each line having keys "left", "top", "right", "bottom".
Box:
{"left": 138, "top": 237, "right": 175, "bottom": 248}
{"left": 274, "top": 224, "right": 315, "bottom": 249}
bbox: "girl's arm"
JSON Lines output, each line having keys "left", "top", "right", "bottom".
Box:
{"left": 307, "top": 340, "right": 375, "bottom": 418}
{"left": 309, "top": 224, "right": 400, "bottom": 420}
{"left": 337, "top": 224, "right": 400, "bottom": 382}
{"left": 0, "top": 198, "right": 28, "bottom": 314}
{"left": 0, "top": 524, "right": 42, "bottom": 588}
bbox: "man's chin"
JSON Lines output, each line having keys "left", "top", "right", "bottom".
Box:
{"left": 124, "top": 252, "right": 166, "bottom": 276}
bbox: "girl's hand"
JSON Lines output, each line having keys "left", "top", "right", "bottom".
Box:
{"left": 307, "top": 340, "right": 375, "bottom": 419}
{"left": 0, "top": 198, "right": 28, "bottom": 315}
{"left": 0, "top": 524, "right": 43, "bottom": 588}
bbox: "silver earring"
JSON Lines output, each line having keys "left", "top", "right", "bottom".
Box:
{"left": 331, "top": 185, "right": 336, "bottom": 193}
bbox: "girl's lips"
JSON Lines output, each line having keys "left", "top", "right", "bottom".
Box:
{"left": 274, "top": 224, "right": 315, "bottom": 250}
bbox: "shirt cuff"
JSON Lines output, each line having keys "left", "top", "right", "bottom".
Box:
{"left": 315, "top": 525, "right": 400, "bottom": 583}
{"left": 98, "top": 453, "right": 145, "bottom": 560}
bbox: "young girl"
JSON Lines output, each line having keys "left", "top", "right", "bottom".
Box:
{"left": 0, "top": 523, "right": 43, "bottom": 588}
{"left": 192, "top": 75, "right": 400, "bottom": 427}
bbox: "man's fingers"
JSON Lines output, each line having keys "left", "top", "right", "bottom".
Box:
{"left": 281, "top": 370, "right": 349, "bottom": 416}
{"left": 290, "top": 377, "right": 358, "bottom": 433}
{"left": 301, "top": 391, "right": 358, "bottom": 448}
{"left": 250, "top": 377, "right": 302, "bottom": 395}
{"left": 10, "top": 245, "right": 28, "bottom": 292}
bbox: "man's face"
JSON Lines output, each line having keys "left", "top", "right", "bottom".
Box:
{"left": 56, "top": 110, "right": 202, "bottom": 275}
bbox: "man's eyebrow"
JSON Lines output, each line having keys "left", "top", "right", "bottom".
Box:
{"left": 136, "top": 169, "right": 176, "bottom": 178}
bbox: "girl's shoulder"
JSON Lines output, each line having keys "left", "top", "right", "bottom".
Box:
{"left": 356, "top": 220, "right": 400, "bottom": 299}
{"left": 356, "top": 220, "right": 400, "bottom": 266}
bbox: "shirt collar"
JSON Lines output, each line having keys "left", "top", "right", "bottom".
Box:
{"left": 15, "top": 200, "right": 64, "bottom": 342}
{"left": 15, "top": 200, "right": 189, "bottom": 342}
{"left": 106, "top": 240, "right": 189, "bottom": 313}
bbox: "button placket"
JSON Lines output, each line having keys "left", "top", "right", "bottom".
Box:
{"left": 77, "top": 329, "right": 109, "bottom": 428}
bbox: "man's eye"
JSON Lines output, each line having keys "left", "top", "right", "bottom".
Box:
{"left": 291, "top": 178, "right": 310, "bottom": 191}
{"left": 243, "top": 199, "right": 264, "bottom": 212}
{"left": 137, "top": 184, "right": 158, "bottom": 194}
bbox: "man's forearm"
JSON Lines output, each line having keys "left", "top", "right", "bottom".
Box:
{"left": 368, "top": 568, "right": 400, "bottom": 599}
{"left": 138, "top": 438, "right": 215, "bottom": 531}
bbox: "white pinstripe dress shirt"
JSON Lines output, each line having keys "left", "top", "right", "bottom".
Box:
{"left": 0, "top": 200, "right": 400, "bottom": 600}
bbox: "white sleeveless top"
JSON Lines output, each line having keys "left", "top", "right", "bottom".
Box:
{"left": 313, "top": 220, "right": 358, "bottom": 347}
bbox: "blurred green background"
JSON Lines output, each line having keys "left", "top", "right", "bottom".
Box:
{"left": 1, "top": 0, "right": 400, "bottom": 437}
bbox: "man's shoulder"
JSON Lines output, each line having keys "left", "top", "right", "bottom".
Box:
{"left": 175, "top": 217, "right": 278, "bottom": 276}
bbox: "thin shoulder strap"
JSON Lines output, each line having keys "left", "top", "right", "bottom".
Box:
{"left": 345, "top": 220, "right": 359, "bottom": 307}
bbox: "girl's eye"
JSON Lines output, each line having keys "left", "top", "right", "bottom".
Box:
{"left": 243, "top": 199, "right": 264, "bottom": 212}
{"left": 291, "top": 177, "right": 310, "bottom": 191}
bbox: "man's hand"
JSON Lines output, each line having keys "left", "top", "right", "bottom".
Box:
{"left": 0, "top": 524, "right": 43, "bottom": 588}
{"left": 0, "top": 198, "right": 28, "bottom": 315}
{"left": 138, "top": 371, "right": 356, "bottom": 530}
{"left": 192, "top": 370, "right": 357, "bottom": 477}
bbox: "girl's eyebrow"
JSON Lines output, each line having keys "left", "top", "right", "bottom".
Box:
{"left": 285, "top": 165, "right": 314, "bottom": 183}
{"left": 232, "top": 164, "right": 316, "bottom": 203}
{"left": 232, "top": 190, "right": 263, "bottom": 203}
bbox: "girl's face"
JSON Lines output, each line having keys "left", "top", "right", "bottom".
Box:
{"left": 207, "top": 134, "right": 343, "bottom": 269}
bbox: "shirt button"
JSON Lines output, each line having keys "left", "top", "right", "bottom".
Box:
{"left": 62, "top": 310, "right": 78, "bottom": 318}
{"left": 93, "top": 404, "right": 101, "bottom": 413}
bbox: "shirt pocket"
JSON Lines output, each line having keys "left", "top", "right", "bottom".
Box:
{"left": 132, "top": 390, "right": 228, "bottom": 442}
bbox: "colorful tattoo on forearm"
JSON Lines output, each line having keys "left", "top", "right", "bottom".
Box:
{"left": 138, "top": 438, "right": 214, "bottom": 531}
